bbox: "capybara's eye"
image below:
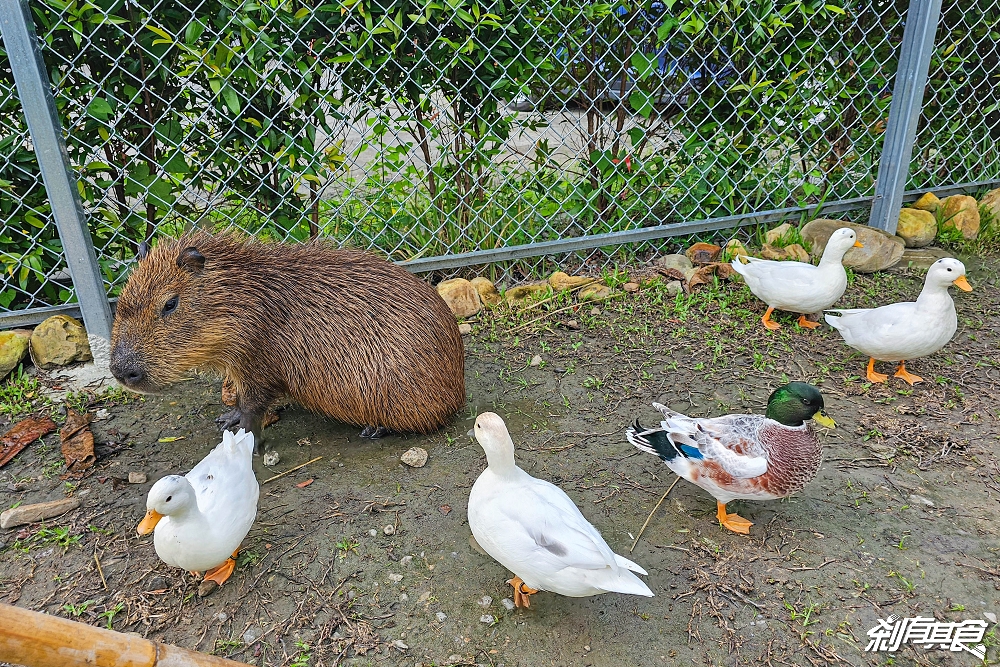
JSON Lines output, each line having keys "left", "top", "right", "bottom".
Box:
{"left": 162, "top": 296, "right": 179, "bottom": 316}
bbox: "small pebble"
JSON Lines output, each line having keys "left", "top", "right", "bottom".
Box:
{"left": 417, "top": 591, "right": 431, "bottom": 603}
{"left": 584, "top": 645, "right": 591, "bottom": 651}
{"left": 529, "top": 355, "right": 542, "bottom": 367}
{"left": 478, "top": 595, "right": 492, "bottom": 607}
{"left": 215, "top": 612, "right": 228, "bottom": 622}
{"left": 401, "top": 447, "right": 428, "bottom": 468}
{"left": 339, "top": 463, "right": 344, "bottom": 467}
{"left": 480, "top": 615, "right": 495, "bottom": 624}
{"left": 623, "top": 282, "right": 640, "bottom": 292}
{"left": 401, "top": 555, "right": 413, "bottom": 566}
{"left": 369, "top": 529, "right": 378, "bottom": 537}
{"left": 436, "top": 612, "right": 447, "bottom": 622}
{"left": 347, "top": 590, "right": 356, "bottom": 600}
{"left": 388, "top": 573, "right": 403, "bottom": 583}
{"left": 262, "top": 451, "right": 280, "bottom": 467}
{"left": 984, "top": 612, "right": 997, "bottom": 624}
{"left": 565, "top": 319, "right": 579, "bottom": 330}
{"left": 458, "top": 323, "right": 472, "bottom": 335}
{"left": 392, "top": 639, "right": 409, "bottom": 650}
{"left": 590, "top": 307, "right": 601, "bottom": 316}
{"left": 128, "top": 472, "right": 147, "bottom": 484}
{"left": 243, "top": 626, "right": 262, "bottom": 644}
{"left": 399, "top": 593, "right": 408, "bottom": 602}
{"left": 501, "top": 598, "right": 515, "bottom": 611}
{"left": 93, "top": 408, "right": 110, "bottom": 421}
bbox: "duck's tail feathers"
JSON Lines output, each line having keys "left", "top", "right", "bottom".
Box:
{"left": 603, "top": 568, "right": 654, "bottom": 597}
{"left": 614, "top": 553, "right": 648, "bottom": 576}
{"left": 222, "top": 428, "right": 255, "bottom": 458}
{"left": 626, "top": 420, "right": 681, "bottom": 463}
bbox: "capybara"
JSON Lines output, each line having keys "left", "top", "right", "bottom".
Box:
{"left": 109, "top": 233, "right": 466, "bottom": 453}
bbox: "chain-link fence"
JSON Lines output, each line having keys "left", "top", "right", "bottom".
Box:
{"left": 1, "top": 0, "right": 998, "bottom": 331}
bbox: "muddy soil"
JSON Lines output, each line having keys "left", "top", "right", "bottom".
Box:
{"left": 2, "top": 257, "right": 999, "bottom": 667}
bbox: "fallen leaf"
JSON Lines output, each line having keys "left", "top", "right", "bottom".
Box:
{"left": 439, "top": 505, "right": 452, "bottom": 515}
{"left": 654, "top": 267, "right": 687, "bottom": 282}
{"left": 686, "top": 264, "right": 717, "bottom": 291}
{"left": 60, "top": 409, "right": 95, "bottom": 477}
{"left": 157, "top": 436, "right": 185, "bottom": 443}
{"left": 296, "top": 479, "right": 314, "bottom": 488}
{"left": 0, "top": 416, "right": 57, "bottom": 467}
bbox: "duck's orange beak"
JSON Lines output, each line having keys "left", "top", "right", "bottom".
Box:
{"left": 137, "top": 509, "right": 163, "bottom": 535}
{"left": 953, "top": 275, "right": 972, "bottom": 292}
{"left": 853, "top": 240, "right": 864, "bottom": 248}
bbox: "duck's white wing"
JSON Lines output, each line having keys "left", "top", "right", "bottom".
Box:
{"left": 825, "top": 301, "right": 917, "bottom": 344}
{"left": 186, "top": 430, "right": 258, "bottom": 527}
{"left": 649, "top": 403, "right": 768, "bottom": 478}
{"left": 490, "top": 479, "right": 622, "bottom": 573}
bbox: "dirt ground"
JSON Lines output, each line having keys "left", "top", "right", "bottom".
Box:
{"left": 1, "top": 253, "right": 999, "bottom": 667}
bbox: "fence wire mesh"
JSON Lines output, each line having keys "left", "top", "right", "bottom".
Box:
{"left": 0, "top": 0, "right": 996, "bottom": 320}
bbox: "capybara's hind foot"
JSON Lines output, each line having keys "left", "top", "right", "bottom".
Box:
{"left": 360, "top": 425, "right": 394, "bottom": 439}
{"left": 216, "top": 409, "right": 242, "bottom": 430}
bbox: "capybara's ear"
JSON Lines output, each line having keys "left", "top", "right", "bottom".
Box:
{"left": 176, "top": 246, "right": 206, "bottom": 273}
{"left": 137, "top": 241, "right": 150, "bottom": 261}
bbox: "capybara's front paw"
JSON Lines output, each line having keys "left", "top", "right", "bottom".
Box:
{"left": 360, "top": 425, "right": 394, "bottom": 439}
{"left": 215, "top": 409, "right": 242, "bottom": 430}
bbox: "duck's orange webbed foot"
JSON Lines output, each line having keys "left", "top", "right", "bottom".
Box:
{"left": 762, "top": 307, "right": 781, "bottom": 331}
{"left": 796, "top": 315, "right": 820, "bottom": 330}
{"left": 893, "top": 361, "right": 923, "bottom": 385}
{"left": 866, "top": 357, "right": 888, "bottom": 384}
{"left": 203, "top": 549, "right": 239, "bottom": 586}
{"left": 507, "top": 576, "right": 539, "bottom": 608}
{"left": 717, "top": 501, "right": 753, "bottom": 535}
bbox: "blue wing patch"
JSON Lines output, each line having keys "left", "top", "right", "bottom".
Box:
{"left": 679, "top": 444, "right": 704, "bottom": 459}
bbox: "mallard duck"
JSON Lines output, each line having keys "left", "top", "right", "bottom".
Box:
{"left": 468, "top": 412, "right": 653, "bottom": 608}
{"left": 137, "top": 429, "right": 258, "bottom": 587}
{"left": 626, "top": 383, "right": 835, "bottom": 534}
{"left": 824, "top": 257, "right": 972, "bottom": 385}
{"left": 731, "top": 227, "right": 863, "bottom": 330}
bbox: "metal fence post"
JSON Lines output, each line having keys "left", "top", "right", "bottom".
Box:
{"left": 0, "top": 0, "right": 114, "bottom": 362}
{"left": 868, "top": 0, "right": 943, "bottom": 233}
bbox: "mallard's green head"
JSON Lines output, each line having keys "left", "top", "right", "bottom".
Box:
{"left": 765, "top": 382, "right": 835, "bottom": 428}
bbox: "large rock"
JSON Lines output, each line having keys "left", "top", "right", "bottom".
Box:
{"left": 548, "top": 271, "right": 593, "bottom": 291}
{"left": 0, "top": 330, "right": 30, "bottom": 378}
{"left": 436, "top": 279, "right": 481, "bottom": 319}
{"left": 896, "top": 208, "right": 937, "bottom": 248}
{"left": 653, "top": 254, "right": 693, "bottom": 272}
{"left": 939, "top": 195, "right": 981, "bottom": 240}
{"left": 505, "top": 283, "right": 548, "bottom": 303}
{"left": 979, "top": 187, "right": 1000, "bottom": 222}
{"left": 684, "top": 242, "right": 721, "bottom": 265}
{"left": 470, "top": 277, "right": 501, "bottom": 307}
{"left": 765, "top": 222, "right": 795, "bottom": 245}
{"left": 722, "top": 239, "right": 750, "bottom": 261}
{"left": 801, "top": 219, "right": 904, "bottom": 273}
{"left": 761, "top": 243, "right": 809, "bottom": 262}
{"left": 29, "top": 315, "right": 93, "bottom": 369}
{"left": 911, "top": 192, "right": 941, "bottom": 212}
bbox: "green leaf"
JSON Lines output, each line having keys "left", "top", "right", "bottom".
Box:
{"left": 222, "top": 87, "right": 241, "bottom": 114}
{"left": 628, "top": 127, "right": 646, "bottom": 148}
{"left": 294, "top": 7, "right": 311, "bottom": 19}
{"left": 144, "top": 25, "right": 173, "bottom": 42}
{"left": 184, "top": 20, "right": 205, "bottom": 44}
{"left": 86, "top": 97, "right": 113, "bottom": 120}
{"left": 824, "top": 4, "right": 846, "bottom": 14}
{"left": 630, "top": 52, "right": 658, "bottom": 80}
{"left": 629, "top": 90, "right": 655, "bottom": 119}
{"left": 161, "top": 152, "right": 188, "bottom": 174}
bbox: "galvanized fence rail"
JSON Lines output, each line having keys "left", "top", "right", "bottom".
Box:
{"left": 1, "top": 0, "right": 998, "bottom": 341}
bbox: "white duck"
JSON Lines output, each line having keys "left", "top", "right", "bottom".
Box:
{"left": 137, "top": 429, "right": 258, "bottom": 587}
{"left": 731, "top": 227, "right": 863, "bottom": 330}
{"left": 468, "top": 412, "right": 653, "bottom": 608}
{"left": 824, "top": 258, "right": 972, "bottom": 385}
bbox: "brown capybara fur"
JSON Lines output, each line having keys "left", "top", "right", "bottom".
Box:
{"left": 109, "top": 233, "right": 465, "bottom": 451}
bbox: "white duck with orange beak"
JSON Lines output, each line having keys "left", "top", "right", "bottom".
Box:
{"left": 137, "top": 429, "right": 258, "bottom": 587}
{"left": 825, "top": 258, "right": 972, "bottom": 384}
{"left": 468, "top": 412, "right": 653, "bottom": 608}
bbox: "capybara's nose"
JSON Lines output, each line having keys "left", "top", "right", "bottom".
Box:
{"left": 109, "top": 355, "right": 145, "bottom": 387}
